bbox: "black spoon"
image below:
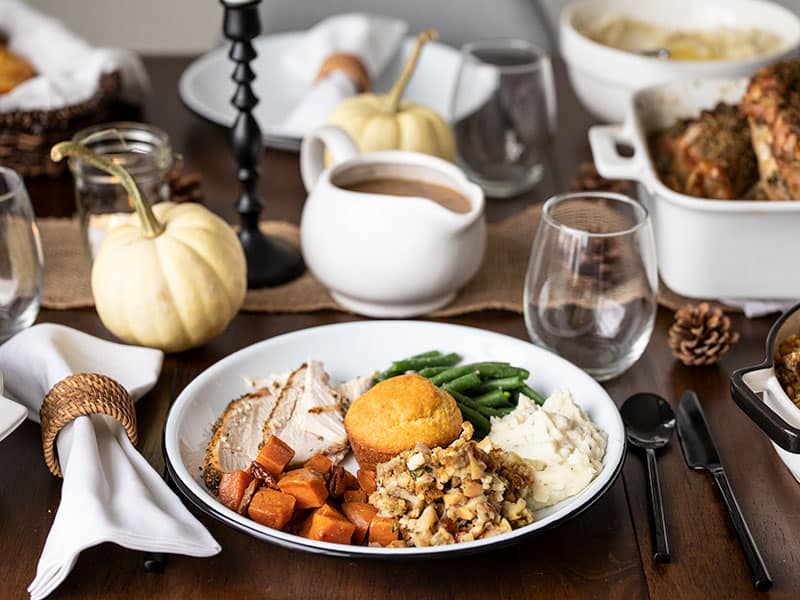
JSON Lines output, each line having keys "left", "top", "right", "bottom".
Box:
{"left": 621, "top": 392, "right": 676, "bottom": 563}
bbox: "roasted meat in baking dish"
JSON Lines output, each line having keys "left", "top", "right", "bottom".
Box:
{"left": 740, "top": 59, "right": 800, "bottom": 201}
{"left": 650, "top": 102, "right": 758, "bottom": 199}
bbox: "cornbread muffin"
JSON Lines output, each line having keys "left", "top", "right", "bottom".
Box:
{"left": 344, "top": 373, "right": 462, "bottom": 470}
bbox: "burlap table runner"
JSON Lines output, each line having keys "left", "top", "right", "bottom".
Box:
{"left": 37, "top": 206, "right": 718, "bottom": 315}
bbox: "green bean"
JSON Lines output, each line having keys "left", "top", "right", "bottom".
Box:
{"left": 409, "top": 350, "right": 442, "bottom": 360}
{"left": 417, "top": 366, "right": 449, "bottom": 378}
{"left": 484, "top": 406, "right": 515, "bottom": 417}
{"left": 468, "top": 377, "right": 523, "bottom": 395}
{"left": 428, "top": 362, "right": 508, "bottom": 386}
{"left": 472, "top": 389, "right": 511, "bottom": 407}
{"left": 475, "top": 364, "right": 530, "bottom": 379}
{"left": 442, "top": 372, "right": 482, "bottom": 393}
{"left": 455, "top": 401, "right": 491, "bottom": 437}
{"left": 389, "top": 353, "right": 461, "bottom": 373}
{"left": 520, "top": 384, "right": 546, "bottom": 405}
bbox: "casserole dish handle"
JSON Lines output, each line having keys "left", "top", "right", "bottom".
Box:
{"left": 588, "top": 125, "right": 642, "bottom": 181}
{"left": 731, "top": 367, "right": 800, "bottom": 453}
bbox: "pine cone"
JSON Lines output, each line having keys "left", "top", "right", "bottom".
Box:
{"left": 561, "top": 233, "right": 626, "bottom": 290}
{"left": 570, "top": 161, "right": 635, "bottom": 196}
{"left": 668, "top": 303, "right": 740, "bottom": 366}
{"left": 168, "top": 160, "right": 203, "bottom": 203}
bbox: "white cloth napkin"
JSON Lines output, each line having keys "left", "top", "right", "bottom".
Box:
{"left": 0, "top": 0, "right": 149, "bottom": 112}
{"left": 719, "top": 298, "right": 797, "bottom": 319}
{"left": 0, "top": 324, "right": 220, "bottom": 600}
{"left": 277, "top": 13, "right": 407, "bottom": 137}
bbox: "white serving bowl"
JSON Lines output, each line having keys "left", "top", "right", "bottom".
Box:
{"left": 589, "top": 76, "right": 800, "bottom": 300}
{"left": 560, "top": 0, "right": 800, "bottom": 122}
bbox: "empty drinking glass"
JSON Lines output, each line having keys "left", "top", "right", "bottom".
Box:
{"left": 524, "top": 192, "right": 658, "bottom": 381}
{"left": 0, "top": 167, "right": 44, "bottom": 341}
{"left": 451, "top": 39, "right": 556, "bottom": 198}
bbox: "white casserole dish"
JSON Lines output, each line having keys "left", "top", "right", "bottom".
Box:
{"left": 589, "top": 76, "right": 800, "bottom": 300}
{"left": 560, "top": 0, "right": 800, "bottom": 122}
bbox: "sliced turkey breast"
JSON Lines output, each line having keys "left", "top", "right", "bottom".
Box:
{"left": 263, "top": 360, "right": 349, "bottom": 466}
{"left": 203, "top": 373, "right": 286, "bottom": 494}
{"left": 335, "top": 372, "right": 376, "bottom": 409}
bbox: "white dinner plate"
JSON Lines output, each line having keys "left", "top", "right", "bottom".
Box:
{"left": 179, "top": 33, "right": 465, "bottom": 151}
{"left": 0, "top": 369, "right": 28, "bottom": 443}
{"left": 165, "top": 321, "right": 626, "bottom": 558}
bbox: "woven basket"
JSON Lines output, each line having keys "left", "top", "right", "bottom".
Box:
{"left": 0, "top": 71, "right": 122, "bottom": 178}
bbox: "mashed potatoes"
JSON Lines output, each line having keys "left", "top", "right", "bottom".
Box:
{"left": 579, "top": 16, "right": 785, "bottom": 61}
{"left": 484, "top": 389, "right": 607, "bottom": 510}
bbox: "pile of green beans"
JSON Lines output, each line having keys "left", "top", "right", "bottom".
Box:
{"left": 374, "top": 350, "right": 545, "bottom": 439}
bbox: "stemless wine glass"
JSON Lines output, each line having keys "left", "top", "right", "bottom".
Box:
{"left": 451, "top": 39, "right": 556, "bottom": 198}
{"left": 524, "top": 192, "right": 658, "bottom": 381}
{"left": 0, "top": 167, "right": 44, "bottom": 341}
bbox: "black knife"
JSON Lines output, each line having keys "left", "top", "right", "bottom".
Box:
{"left": 676, "top": 390, "right": 772, "bottom": 592}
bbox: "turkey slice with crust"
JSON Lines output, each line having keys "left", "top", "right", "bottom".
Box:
{"left": 263, "top": 361, "right": 349, "bottom": 466}
{"left": 203, "top": 372, "right": 288, "bottom": 493}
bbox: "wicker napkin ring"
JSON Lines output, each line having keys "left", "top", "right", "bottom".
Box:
{"left": 39, "top": 373, "right": 137, "bottom": 477}
{"left": 315, "top": 52, "right": 370, "bottom": 93}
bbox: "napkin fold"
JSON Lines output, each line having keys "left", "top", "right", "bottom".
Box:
{"left": 719, "top": 298, "right": 797, "bottom": 319}
{"left": 0, "top": 324, "right": 220, "bottom": 600}
{"left": 278, "top": 13, "right": 407, "bottom": 137}
{"left": 0, "top": 0, "right": 149, "bottom": 112}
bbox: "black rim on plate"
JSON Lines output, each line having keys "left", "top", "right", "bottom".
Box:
{"left": 730, "top": 300, "right": 800, "bottom": 454}
{"left": 164, "top": 435, "right": 626, "bottom": 558}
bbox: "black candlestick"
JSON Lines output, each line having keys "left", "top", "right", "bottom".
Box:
{"left": 221, "top": 0, "right": 304, "bottom": 288}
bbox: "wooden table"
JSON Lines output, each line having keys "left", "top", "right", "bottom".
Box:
{"left": 2, "top": 56, "right": 798, "bottom": 600}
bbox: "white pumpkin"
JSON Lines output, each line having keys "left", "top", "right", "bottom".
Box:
{"left": 326, "top": 29, "right": 456, "bottom": 161}
{"left": 51, "top": 142, "right": 247, "bottom": 353}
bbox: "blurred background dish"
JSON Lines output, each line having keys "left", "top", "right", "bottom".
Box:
{"left": 180, "top": 33, "right": 486, "bottom": 151}
{"left": 560, "top": 0, "right": 800, "bottom": 122}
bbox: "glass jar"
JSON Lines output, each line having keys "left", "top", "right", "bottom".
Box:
{"left": 68, "top": 122, "right": 174, "bottom": 261}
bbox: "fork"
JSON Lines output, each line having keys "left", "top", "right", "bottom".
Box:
{"left": 143, "top": 364, "right": 188, "bottom": 573}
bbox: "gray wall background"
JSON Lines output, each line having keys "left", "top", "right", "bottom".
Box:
{"left": 25, "top": 0, "right": 800, "bottom": 55}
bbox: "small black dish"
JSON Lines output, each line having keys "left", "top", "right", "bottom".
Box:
{"left": 730, "top": 301, "right": 800, "bottom": 454}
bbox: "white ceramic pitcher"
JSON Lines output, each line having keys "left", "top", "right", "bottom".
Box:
{"left": 300, "top": 126, "right": 486, "bottom": 318}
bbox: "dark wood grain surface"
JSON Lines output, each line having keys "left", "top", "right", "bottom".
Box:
{"left": 1, "top": 56, "right": 798, "bottom": 600}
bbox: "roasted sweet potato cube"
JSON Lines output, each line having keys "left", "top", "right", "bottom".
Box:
{"left": 343, "top": 489, "right": 368, "bottom": 504}
{"left": 256, "top": 435, "right": 296, "bottom": 476}
{"left": 341, "top": 502, "right": 378, "bottom": 545}
{"left": 343, "top": 470, "right": 360, "bottom": 490}
{"left": 304, "top": 454, "right": 333, "bottom": 477}
{"left": 298, "top": 504, "right": 355, "bottom": 545}
{"left": 276, "top": 468, "right": 329, "bottom": 509}
{"left": 217, "top": 470, "right": 254, "bottom": 512}
{"left": 247, "top": 488, "right": 296, "bottom": 530}
{"left": 357, "top": 468, "right": 377, "bottom": 495}
{"left": 369, "top": 516, "right": 400, "bottom": 546}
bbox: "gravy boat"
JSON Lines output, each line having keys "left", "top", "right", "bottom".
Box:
{"left": 300, "top": 126, "right": 486, "bottom": 318}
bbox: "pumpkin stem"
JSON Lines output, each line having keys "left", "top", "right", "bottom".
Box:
{"left": 50, "top": 140, "right": 165, "bottom": 238}
{"left": 386, "top": 29, "right": 437, "bottom": 113}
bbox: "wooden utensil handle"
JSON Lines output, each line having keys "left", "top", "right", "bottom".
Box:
{"left": 645, "top": 447, "right": 670, "bottom": 563}
{"left": 712, "top": 469, "right": 772, "bottom": 591}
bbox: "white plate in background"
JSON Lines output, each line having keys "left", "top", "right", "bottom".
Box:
{"left": 179, "top": 33, "right": 466, "bottom": 151}
{"left": 165, "top": 320, "right": 626, "bottom": 558}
